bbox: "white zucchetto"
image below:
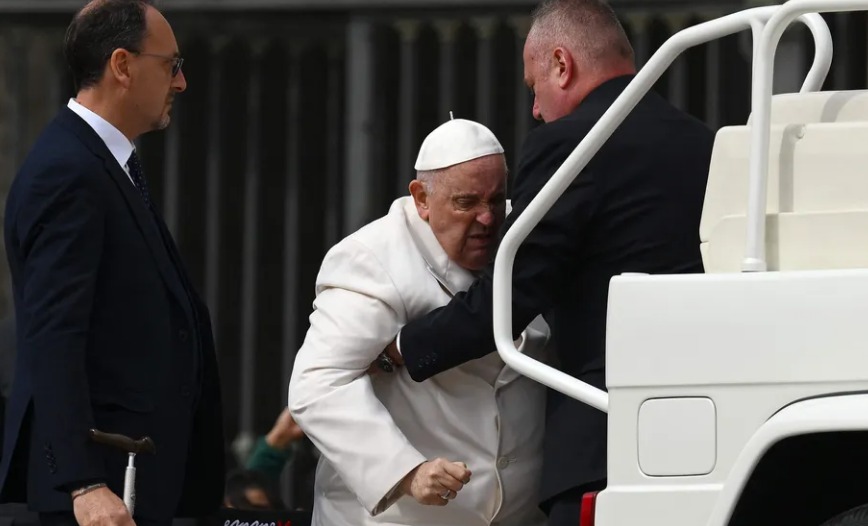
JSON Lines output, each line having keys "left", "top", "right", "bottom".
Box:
{"left": 414, "top": 118, "right": 504, "bottom": 171}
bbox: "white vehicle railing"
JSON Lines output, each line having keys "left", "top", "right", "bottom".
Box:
{"left": 492, "top": 2, "right": 835, "bottom": 413}
{"left": 743, "top": 0, "right": 868, "bottom": 272}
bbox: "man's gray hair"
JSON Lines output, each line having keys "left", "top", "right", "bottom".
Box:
{"left": 528, "top": 0, "right": 634, "bottom": 68}
{"left": 415, "top": 156, "right": 509, "bottom": 195}
{"left": 416, "top": 169, "right": 443, "bottom": 194}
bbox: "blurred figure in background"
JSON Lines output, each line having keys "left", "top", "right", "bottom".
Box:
{"left": 223, "top": 470, "right": 283, "bottom": 511}
{"left": 244, "top": 408, "right": 305, "bottom": 482}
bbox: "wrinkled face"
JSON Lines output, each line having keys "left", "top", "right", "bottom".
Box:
{"left": 412, "top": 154, "right": 507, "bottom": 271}
{"left": 128, "top": 6, "right": 186, "bottom": 132}
{"left": 523, "top": 36, "right": 572, "bottom": 123}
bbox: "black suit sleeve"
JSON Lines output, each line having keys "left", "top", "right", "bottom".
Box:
{"left": 400, "top": 122, "right": 599, "bottom": 381}
{"left": 16, "top": 162, "right": 108, "bottom": 491}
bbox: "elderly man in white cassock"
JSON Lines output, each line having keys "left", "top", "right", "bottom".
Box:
{"left": 289, "top": 119, "right": 550, "bottom": 526}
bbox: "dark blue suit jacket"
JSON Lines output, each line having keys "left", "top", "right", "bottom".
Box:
{"left": 398, "top": 76, "right": 715, "bottom": 503}
{"left": 0, "top": 107, "right": 225, "bottom": 520}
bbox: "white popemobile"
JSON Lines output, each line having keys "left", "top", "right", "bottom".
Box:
{"left": 494, "top": 1, "right": 868, "bottom": 525}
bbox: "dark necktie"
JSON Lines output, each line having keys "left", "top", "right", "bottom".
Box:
{"left": 127, "top": 150, "right": 151, "bottom": 208}
{"left": 126, "top": 151, "right": 202, "bottom": 385}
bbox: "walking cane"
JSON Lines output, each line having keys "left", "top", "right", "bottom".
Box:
{"left": 89, "top": 429, "right": 156, "bottom": 516}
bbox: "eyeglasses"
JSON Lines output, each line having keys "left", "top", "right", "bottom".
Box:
{"left": 134, "top": 52, "right": 184, "bottom": 77}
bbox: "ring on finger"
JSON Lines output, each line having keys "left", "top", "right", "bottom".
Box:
{"left": 376, "top": 351, "right": 395, "bottom": 373}
{"left": 439, "top": 489, "right": 452, "bottom": 500}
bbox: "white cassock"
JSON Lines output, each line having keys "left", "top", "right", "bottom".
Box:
{"left": 289, "top": 196, "right": 550, "bottom": 526}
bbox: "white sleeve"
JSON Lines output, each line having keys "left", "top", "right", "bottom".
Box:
{"left": 288, "top": 239, "right": 426, "bottom": 515}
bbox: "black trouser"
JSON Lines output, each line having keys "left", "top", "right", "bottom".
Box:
{"left": 543, "top": 479, "right": 607, "bottom": 526}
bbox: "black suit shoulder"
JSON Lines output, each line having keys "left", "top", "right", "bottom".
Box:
{"left": 10, "top": 115, "right": 110, "bottom": 209}
{"left": 508, "top": 79, "right": 697, "bottom": 201}
{"left": 516, "top": 106, "right": 596, "bottom": 165}
{"left": 20, "top": 114, "right": 103, "bottom": 172}
{"left": 510, "top": 113, "right": 600, "bottom": 218}
{"left": 8, "top": 157, "right": 108, "bottom": 258}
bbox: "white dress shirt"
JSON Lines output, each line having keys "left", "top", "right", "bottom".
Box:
{"left": 67, "top": 99, "right": 137, "bottom": 186}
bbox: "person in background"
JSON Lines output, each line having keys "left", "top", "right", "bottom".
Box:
{"left": 244, "top": 407, "right": 305, "bottom": 480}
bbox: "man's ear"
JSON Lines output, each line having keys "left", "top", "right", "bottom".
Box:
{"left": 409, "top": 180, "right": 430, "bottom": 221}
{"left": 109, "top": 48, "right": 133, "bottom": 88}
{"left": 554, "top": 47, "right": 574, "bottom": 89}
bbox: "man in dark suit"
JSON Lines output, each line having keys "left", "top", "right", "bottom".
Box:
{"left": 380, "top": 1, "right": 715, "bottom": 525}
{"left": 0, "top": 2, "right": 225, "bottom": 526}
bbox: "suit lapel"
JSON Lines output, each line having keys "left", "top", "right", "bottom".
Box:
{"left": 101, "top": 158, "right": 195, "bottom": 324}
{"left": 57, "top": 108, "right": 195, "bottom": 323}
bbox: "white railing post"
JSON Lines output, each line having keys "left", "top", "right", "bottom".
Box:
{"left": 743, "top": 0, "right": 865, "bottom": 272}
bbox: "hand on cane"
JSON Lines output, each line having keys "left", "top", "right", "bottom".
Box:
{"left": 72, "top": 486, "right": 135, "bottom": 526}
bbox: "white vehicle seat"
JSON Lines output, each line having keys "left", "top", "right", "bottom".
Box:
{"left": 700, "top": 91, "right": 868, "bottom": 272}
